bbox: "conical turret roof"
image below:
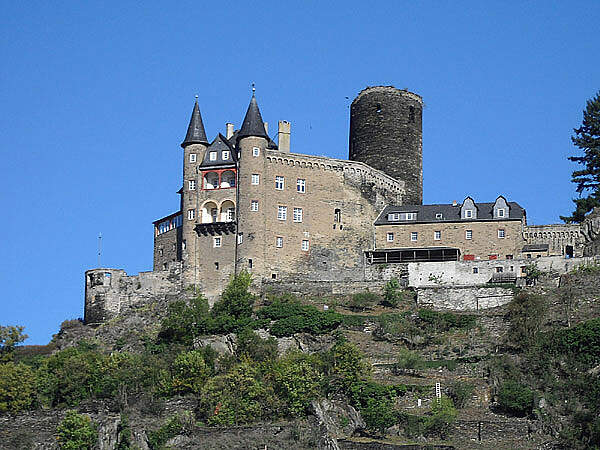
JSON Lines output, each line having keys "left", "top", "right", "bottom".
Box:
{"left": 237, "top": 93, "right": 268, "bottom": 140}
{"left": 181, "top": 99, "right": 209, "bottom": 147}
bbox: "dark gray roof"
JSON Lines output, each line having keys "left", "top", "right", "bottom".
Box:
{"left": 237, "top": 94, "right": 268, "bottom": 140}
{"left": 522, "top": 244, "right": 549, "bottom": 252}
{"left": 375, "top": 201, "right": 525, "bottom": 225}
{"left": 199, "top": 134, "right": 236, "bottom": 168}
{"left": 181, "top": 100, "right": 209, "bottom": 147}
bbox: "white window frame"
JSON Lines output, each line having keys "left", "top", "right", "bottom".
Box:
{"left": 411, "top": 232, "right": 418, "bottom": 242}
{"left": 187, "top": 209, "right": 195, "bottom": 220}
{"left": 434, "top": 230, "right": 441, "bottom": 240}
{"left": 222, "top": 150, "right": 230, "bottom": 160}
{"left": 498, "top": 208, "right": 505, "bottom": 217}
{"left": 226, "top": 207, "right": 235, "bottom": 222}
{"left": 209, "top": 151, "right": 217, "bottom": 161}
{"left": 188, "top": 180, "right": 196, "bottom": 190}
{"left": 498, "top": 229, "right": 505, "bottom": 239}
{"left": 276, "top": 237, "right": 283, "bottom": 248}
{"left": 405, "top": 212, "right": 417, "bottom": 220}
{"left": 237, "top": 233, "right": 243, "bottom": 244}
{"left": 251, "top": 200, "right": 259, "bottom": 211}
{"left": 277, "top": 206, "right": 287, "bottom": 221}
{"left": 301, "top": 239, "right": 309, "bottom": 251}
{"left": 466, "top": 229, "right": 473, "bottom": 240}
{"left": 297, "top": 178, "right": 306, "bottom": 193}
{"left": 465, "top": 209, "right": 473, "bottom": 218}
{"left": 293, "top": 207, "right": 303, "bottom": 223}
{"left": 435, "top": 213, "right": 443, "bottom": 219}
{"left": 213, "top": 236, "right": 221, "bottom": 248}
{"left": 252, "top": 147, "right": 260, "bottom": 157}
{"left": 189, "top": 153, "right": 197, "bottom": 163}
{"left": 275, "top": 176, "right": 284, "bottom": 190}
{"left": 388, "top": 213, "right": 400, "bottom": 221}
{"left": 386, "top": 232, "right": 394, "bottom": 242}
{"left": 251, "top": 174, "right": 260, "bottom": 185}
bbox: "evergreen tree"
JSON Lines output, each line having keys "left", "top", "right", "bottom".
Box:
{"left": 562, "top": 91, "right": 600, "bottom": 223}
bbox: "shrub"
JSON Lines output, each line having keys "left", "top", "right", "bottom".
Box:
{"left": 447, "top": 380, "right": 475, "bottom": 409}
{"left": 56, "top": 411, "right": 98, "bottom": 450}
{"left": 348, "top": 292, "right": 379, "bottom": 311}
{"left": 349, "top": 381, "right": 406, "bottom": 433}
{"left": 497, "top": 380, "right": 533, "bottom": 416}
{"left": 260, "top": 300, "right": 343, "bottom": 337}
{"left": 212, "top": 270, "right": 256, "bottom": 320}
{"left": 60, "top": 319, "right": 83, "bottom": 331}
{"left": 0, "top": 325, "right": 28, "bottom": 362}
{"left": 394, "top": 348, "right": 425, "bottom": 373}
{"left": 426, "top": 396, "right": 457, "bottom": 438}
{"left": 381, "top": 278, "right": 405, "bottom": 307}
{"left": 373, "top": 313, "right": 420, "bottom": 344}
{"left": 417, "top": 309, "right": 477, "bottom": 332}
{"left": 507, "top": 291, "right": 546, "bottom": 349}
{"left": 235, "top": 328, "right": 278, "bottom": 362}
{"left": 170, "top": 350, "right": 210, "bottom": 395}
{"left": 325, "top": 341, "right": 371, "bottom": 394}
{"left": 158, "top": 295, "right": 211, "bottom": 345}
{"left": 0, "top": 362, "right": 35, "bottom": 413}
{"left": 147, "top": 412, "right": 193, "bottom": 449}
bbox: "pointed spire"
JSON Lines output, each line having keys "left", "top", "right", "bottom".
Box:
{"left": 237, "top": 86, "right": 268, "bottom": 140}
{"left": 181, "top": 95, "right": 209, "bottom": 147}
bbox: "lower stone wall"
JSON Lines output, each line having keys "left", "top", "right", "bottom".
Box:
{"left": 451, "top": 418, "right": 531, "bottom": 445}
{"left": 417, "top": 286, "right": 514, "bottom": 311}
{"left": 262, "top": 279, "right": 389, "bottom": 297}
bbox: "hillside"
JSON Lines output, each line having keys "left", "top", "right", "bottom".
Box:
{"left": 1, "top": 268, "right": 600, "bottom": 449}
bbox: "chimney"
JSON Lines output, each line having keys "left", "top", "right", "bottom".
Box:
{"left": 264, "top": 122, "right": 269, "bottom": 135}
{"left": 278, "top": 120, "right": 291, "bottom": 152}
{"left": 452, "top": 200, "right": 458, "bottom": 207}
{"left": 225, "top": 123, "right": 234, "bottom": 139}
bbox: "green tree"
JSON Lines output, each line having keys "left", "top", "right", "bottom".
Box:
{"left": 56, "top": 411, "right": 98, "bottom": 449}
{"left": 171, "top": 350, "right": 210, "bottom": 395}
{"left": 0, "top": 362, "right": 36, "bottom": 413}
{"left": 0, "top": 325, "right": 28, "bottom": 361}
{"left": 497, "top": 380, "right": 533, "bottom": 416}
{"left": 212, "top": 271, "right": 256, "bottom": 320}
{"left": 382, "top": 278, "right": 405, "bottom": 307}
{"left": 272, "top": 352, "right": 323, "bottom": 416}
{"left": 507, "top": 291, "right": 546, "bottom": 350}
{"left": 562, "top": 91, "right": 600, "bottom": 223}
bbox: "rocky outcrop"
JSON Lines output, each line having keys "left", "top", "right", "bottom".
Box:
{"left": 311, "top": 399, "right": 366, "bottom": 449}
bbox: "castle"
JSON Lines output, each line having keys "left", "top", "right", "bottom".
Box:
{"left": 84, "top": 86, "right": 589, "bottom": 324}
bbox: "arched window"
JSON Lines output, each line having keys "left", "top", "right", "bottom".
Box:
{"left": 202, "top": 201, "right": 218, "bottom": 223}
{"left": 204, "top": 172, "right": 219, "bottom": 190}
{"left": 221, "top": 171, "right": 236, "bottom": 188}
{"left": 221, "top": 200, "right": 236, "bottom": 222}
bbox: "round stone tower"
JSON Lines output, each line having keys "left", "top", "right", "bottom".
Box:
{"left": 349, "top": 86, "right": 423, "bottom": 205}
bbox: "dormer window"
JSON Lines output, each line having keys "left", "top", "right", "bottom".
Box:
{"left": 436, "top": 213, "right": 443, "bottom": 219}
{"left": 387, "top": 212, "right": 417, "bottom": 221}
{"left": 388, "top": 213, "right": 400, "bottom": 221}
{"left": 222, "top": 150, "right": 230, "bottom": 160}
{"left": 209, "top": 151, "right": 217, "bottom": 161}
{"left": 465, "top": 210, "right": 473, "bottom": 219}
{"left": 497, "top": 208, "right": 505, "bottom": 218}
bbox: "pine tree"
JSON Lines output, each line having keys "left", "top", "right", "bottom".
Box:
{"left": 562, "top": 91, "right": 600, "bottom": 223}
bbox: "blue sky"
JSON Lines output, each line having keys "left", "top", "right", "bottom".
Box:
{"left": 1, "top": 1, "right": 599, "bottom": 344}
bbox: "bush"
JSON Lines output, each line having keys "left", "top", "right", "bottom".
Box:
{"left": 272, "top": 352, "right": 323, "bottom": 416}
{"left": 381, "top": 278, "right": 405, "bottom": 307}
{"left": 497, "top": 380, "right": 533, "bottom": 416}
{"left": 56, "top": 411, "right": 98, "bottom": 450}
{"left": 325, "top": 341, "right": 371, "bottom": 393}
{"left": 170, "top": 350, "right": 210, "bottom": 395}
{"left": 395, "top": 348, "right": 424, "bottom": 373}
{"left": 212, "top": 270, "right": 256, "bottom": 320}
{"left": 427, "top": 396, "right": 457, "bottom": 438}
{"left": 448, "top": 380, "right": 475, "bottom": 408}
{"left": 260, "top": 299, "right": 343, "bottom": 337}
{"left": 417, "top": 309, "right": 477, "bottom": 332}
{"left": 349, "top": 381, "right": 406, "bottom": 433}
{"left": 235, "top": 328, "right": 278, "bottom": 362}
{"left": 0, "top": 325, "right": 28, "bottom": 362}
{"left": 348, "top": 292, "right": 379, "bottom": 311}
{"left": 507, "top": 291, "right": 546, "bottom": 349}
{"left": 147, "top": 411, "right": 194, "bottom": 449}
{"left": 0, "top": 362, "right": 35, "bottom": 413}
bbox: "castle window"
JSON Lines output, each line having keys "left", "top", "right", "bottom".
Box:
{"left": 436, "top": 213, "right": 443, "bottom": 219}
{"left": 213, "top": 237, "right": 221, "bottom": 248}
{"left": 411, "top": 232, "right": 418, "bottom": 242}
{"left": 222, "top": 150, "right": 230, "bottom": 160}
{"left": 388, "top": 213, "right": 400, "bottom": 221}
{"left": 276, "top": 237, "right": 283, "bottom": 248}
{"left": 189, "top": 153, "right": 196, "bottom": 163}
{"left": 409, "top": 106, "right": 415, "bottom": 123}
{"left": 387, "top": 232, "right": 394, "bottom": 242}
{"left": 496, "top": 266, "right": 503, "bottom": 273}
{"left": 465, "top": 210, "right": 473, "bottom": 219}
{"left": 215, "top": 262, "right": 219, "bottom": 270}
{"left": 272, "top": 273, "right": 278, "bottom": 279}
{"left": 221, "top": 170, "right": 236, "bottom": 188}
{"left": 498, "top": 229, "right": 505, "bottom": 239}
{"left": 226, "top": 208, "right": 235, "bottom": 222}
{"left": 189, "top": 180, "right": 196, "bottom": 190}
{"left": 163, "top": 263, "right": 167, "bottom": 270}
{"left": 211, "top": 208, "right": 218, "bottom": 222}
{"left": 277, "top": 206, "right": 287, "bottom": 221}
{"left": 248, "top": 259, "right": 253, "bottom": 269}
{"left": 498, "top": 208, "right": 505, "bottom": 218}
{"left": 473, "top": 267, "right": 479, "bottom": 274}
{"left": 251, "top": 200, "right": 259, "bottom": 211}
{"left": 297, "top": 179, "right": 306, "bottom": 193}
{"left": 301, "top": 240, "right": 309, "bottom": 251}
{"left": 251, "top": 174, "right": 260, "bottom": 185}
{"left": 187, "top": 209, "right": 195, "bottom": 220}
{"left": 334, "top": 209, "right": 341, "bottom": 223}
{"left": 465, "top": 230, "right": 472, "bottom": 240}
{"left": 182, "top": 240, "right": 186, "bottom": 250}
{"left": 204, "top": 172, "right": 219, "bottom": 189}
{"left": 434, "top": 231, "right": 441, "bottom": 240}
{"left": 209, "top": 151, "right": 217, "bottom": 161}
{"left": 252, "top": 147, "right": 260, "bottom": 157}
{"left": 293, "top": 208, "right": 303, "bottom": 223}
{"left": 158, "top": 248, "right": 163, "bottom": 257}
{"left": 275, "top": 176, "right": 284, "bottom": 190}
{"left": 237, "top": 233, "right": 243, "bottom": 244}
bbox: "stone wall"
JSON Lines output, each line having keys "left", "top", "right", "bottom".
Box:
{"left": 153, "top": 226, "right": 182, "bottom": 271}
{"left": 84, "top": 263, "right": 183, "bottom": 325}
{"left": 417, "top": 286, "right": 514, "bottom": 310}
{"left": 524, "top": 223, "right": 583, "bottom": 257}
{"left": 262, "top": 279, "right": 389, "bottom": 298}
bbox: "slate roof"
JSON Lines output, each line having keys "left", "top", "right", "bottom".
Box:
{"left": 375, "top": 201, "right": 525, "bottom": 225}
{"left": 237, "top": 94, "right": 268, "bottom": 140}
{"left": 181, "top": 99, "right": 209, "bottom": 147}
{"left": 199, "top": 134, "right": 236, "bottom": 168}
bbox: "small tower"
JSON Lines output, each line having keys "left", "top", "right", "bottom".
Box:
{"left": 349, "top": 86, "right": 423, "bottom": 205}
{"left": 180, "top": 97, "right": 209, "bottom": 283}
